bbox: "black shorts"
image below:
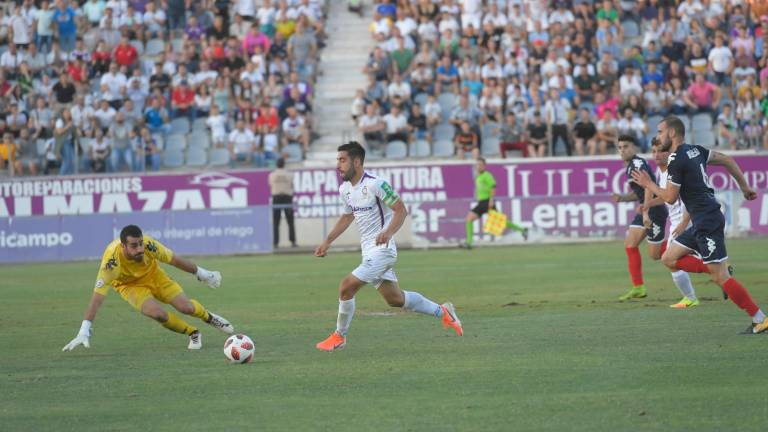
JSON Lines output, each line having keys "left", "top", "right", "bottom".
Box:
{"left": 630, "top": 207, "right": 668, "bottom": 244}
{"left": 471, "top": 199, "right": 495, "bottom": 216}
{"left": 673, "top": 214, "right": 728, "bottom": 264}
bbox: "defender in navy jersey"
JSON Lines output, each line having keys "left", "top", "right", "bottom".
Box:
{"left": 632, "top": 116, "right": 767, "bottom": 334}
{"left": 313, "top": 142, "right": 463, "bottom": 352}
{"left": 614, "top": 136, "right": 668, "bottom": 301}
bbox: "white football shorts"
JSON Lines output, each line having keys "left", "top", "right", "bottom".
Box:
{"left": 352, "top": 247, "right": 398, "bottom": 289}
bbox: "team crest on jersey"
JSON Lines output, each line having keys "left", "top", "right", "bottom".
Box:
{"left": 146, "top": 241, "right": 157, "bottom": 253}
{"left": 686, "top": 148, "right": 700, "bottom": 159}
{"left": 95, "top": 279, "right": 104, "bottom": 289}
{"left": 632, "top": 159, "right": 643, "bottom": 170}
{"left": 362, "top": 185, "right": 368, "bottom": 196}
{"left": 105, "top": 258, "right": 117, "bottom": 270}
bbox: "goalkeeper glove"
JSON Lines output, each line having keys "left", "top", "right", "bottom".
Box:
{"left": 62, "top": 320, "right": 92, "bottom": 352}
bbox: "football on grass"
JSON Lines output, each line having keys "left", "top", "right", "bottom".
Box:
{"left": 223, "top": 334, "right": 254, "bottom": 364}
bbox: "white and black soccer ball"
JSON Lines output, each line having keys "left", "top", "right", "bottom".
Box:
{"left": 223, "top": 334, "right": 255, "bottom": 364}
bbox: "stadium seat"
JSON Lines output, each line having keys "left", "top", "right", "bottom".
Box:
{"left": 438, "top": 93, "right": 457, "bottom": 122}
{"left": 145, "top": 39, "right": 165, "bottom": 57}
{"left": 482, "top": 121, "right": 500, "bottom": 139}
{"left": 130, "top": 40, "right": 145, "bottom": 56}
{"left": 165, "top": 134, "right": 187, "bottom": 152}
{"left": 188, "top": 133, "right": 211, "bottom": 149}
{"left": 694, "top": 129, "right": 716, "bottom": 147}
{"left": 77, "top": 138, "right": 92, "bottom": 156}
{"left": 433, "top": 140, "right": 454, "bottom": 157}
{"left": 621, "top": 20, "right": 640, "bottom": 38}
{"left": 647, "top": 115, "right": 664, "bottom": 137}
{"left": 209, "top": 148, "right": 230, "bottom": 166}
{"left": 171, "top": 38, "right": 184, "bottom": 53}
{"left": 385, "top": 140, "right": 408, "bottom": 159}
{"left": 434, "top": 124, "right": 454, "bottom": 142}
{"left": 186, "top": 147, "right": 208, "bottom": 167}
{"left": 284, "top": 144, "right": 303, "bottom": 163}
{"left": 692, "top": 113, "right": 713, "bottom": 131}
{"left": 163, "top": 148, "right": 184, "bottom": 168}
{"left": 680, "top": 116, "right": 691, "bottom": 133}
{"left": 35, "top": 139, "right": 47, "bottom": 157}
{"left": 192, "top": 118, "right": 209, "bottom": 131}
{"left": 481, "top": 137, "right": 500, "bottom": 156}
{"left": 409, "top": 139, "right": 431, "bottom": 157}
{"left": 414, "top": 93, "right": 429, "bottom": 109}
{"left": 170, "top": 117, "right": 190, "bottom": 135}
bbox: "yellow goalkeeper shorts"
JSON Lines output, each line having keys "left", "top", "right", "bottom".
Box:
{"left": 115, "top": 270, "right": 184, "bottom": 310}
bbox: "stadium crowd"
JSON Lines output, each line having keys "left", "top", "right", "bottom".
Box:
{"left": 0, "top": 0, "right": 326, "bottom": 176}
{"left": 354, "top": 0, "right": 768, "bottom": 159}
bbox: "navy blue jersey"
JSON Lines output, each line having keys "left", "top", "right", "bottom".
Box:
{"left": 626, "top": 155, "right": 655, "bottom": 204}
{"left": 666, "top": 144, "right": 721, "bottom": 226}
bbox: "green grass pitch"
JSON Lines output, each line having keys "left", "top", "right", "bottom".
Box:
{"left": 1, "top": 239, "right": 767, "bottom": 431}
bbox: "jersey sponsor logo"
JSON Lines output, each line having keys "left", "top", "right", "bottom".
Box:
{"left": 652, "top": 223, "right": 661, "bottom": 239}
{"left": 350, "top": 205, "right": 374, "bottom": 212}
{"left": 686, "top": 148, "right": 701, "bottom": 159}
{"left": 146, "top": 241, "right": 157, "bottom": 253}
{"left": 703, "top": 237, "right": 717, "bottom": 259}
{"left": 95, "top": 278, "right": 104, "bottom": 289}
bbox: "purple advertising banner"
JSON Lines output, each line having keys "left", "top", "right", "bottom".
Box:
{"left": 0, "top": 170, "right": 273, "bottom": 263}
{"left": 0, "top": 207, "right": 272, "bottom": 263}
{"left": 291, "top": 154, "right": 768, "bottom": 241}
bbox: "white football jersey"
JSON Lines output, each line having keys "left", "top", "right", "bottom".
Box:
{"left": 658, "top": 168, "right": 689, "bottom": 232}
{"left": 340, "top": 172, "right": 400, "bottom": 255}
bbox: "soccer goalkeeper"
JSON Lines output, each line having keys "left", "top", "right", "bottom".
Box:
{"left": 461, "top": 158, "right": 527, "bottom": 248}
{"left": 62, "top": 225, "right": 234, "bottom": 352}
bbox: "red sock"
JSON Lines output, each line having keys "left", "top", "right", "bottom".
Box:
{"left": 723, "top": 278, "right": 759, "bottom": 316}
{"left": 625, "top": 247, "right": 643, "bottom": 286}
{"left": 675, "top": 255, "right": 709, "bottom": 274}
{"left": 660, "top": 241, "right": 667, "bottom": 255}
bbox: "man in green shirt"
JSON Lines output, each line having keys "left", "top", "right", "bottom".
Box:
{"left": 461, "top": 158, "right": 528, "bottom": 248}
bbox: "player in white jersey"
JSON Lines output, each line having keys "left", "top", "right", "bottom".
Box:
{"left": 314, "top": 142, "right": 463, "bottom": 352}
{"left": 648, "top": 138, "right": 700, "bottom": 308}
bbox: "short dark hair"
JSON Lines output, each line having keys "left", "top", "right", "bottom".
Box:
{"left": 618, "top": 134, "right": 636, "bottom": 145}
{"left": 650, "top": 137, "right": 661, "bottom": 147}
{"left": 276, "top": 157, "right": 285, "bottom": 168}
{"left": 478, "top": 157, "right": 487, "bottom": 164}
{"left": 120, "top": 225, "right": 142, "bottom": 244}
{"left": 338, "top": 141, "right": 366, "bottom": 163}
{"left": 662, "top": 115, "right": 686, "bottom": 138}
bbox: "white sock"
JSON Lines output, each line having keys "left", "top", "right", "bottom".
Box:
{"left": 335, "top": 298, "right": 355, "bottom": 336}
{"left": 752, "top": 309, "right": 766, "bottom": 324}
{"left": 671, "top": 270, "right": 697, "bottom": 301}
{"left": 403, "top": 291, "right": 443, "bottom": 318}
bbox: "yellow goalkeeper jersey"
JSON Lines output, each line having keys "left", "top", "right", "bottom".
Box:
{"left": 94, "top": 235, "right": 174, "bottom": 295}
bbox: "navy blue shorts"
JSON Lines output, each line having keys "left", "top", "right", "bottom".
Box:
{"left": 630, "top": 207, "right": 667, "bottom": 244}
{"left": 673, "top": 217, "right": 728, "bottom": 264}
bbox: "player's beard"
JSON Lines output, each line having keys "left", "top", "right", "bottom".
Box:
{"left": 340, "top": 166, "right": 356, "bottom": 182}
{"left": 660, "top": 137, "right": 674, "bottom": 152}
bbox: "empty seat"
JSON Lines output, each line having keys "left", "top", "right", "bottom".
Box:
{"left": 385, "top": 140, "right": 408, "bottom": 159}
{"left": 413, "top": 92, "right": 429, "bottom": 109}
{"left": 284, "top": 144, "right": 303, "bottom": 163}
{"left": 165, "top": 134, "right": 187, "bottom": 152}
{"left": 679, "top": 116, "right": 691, "bottom": 133}
{"left": 694, "top": 129, "right": 716, "bottom": 147}
{"left": 209, "top": 148, "right": 230, "bottom": 166}
{"left": 188, "top": 133, "right": 211, "bottom": 149}
{"left": 186, "top": 147, "right": 208, "bottom": 166}
{"left": 646, "top": 115, "right": 664, "bottom": 136}
{"left": 163, "top": 148, "right": 184, "bottom": 167}
{"left": 432, "top": 140, "right": 454, "bottom": 157}
{"left": 622, "top": 20, "right": 640, "bottom": 38}
{"left": 434, "top": 124, "right": 454, "bottom": 141}
{"left": 692, "top": 113, "right": 713, "bottom": 130}
{"left": 481, "top": 137, "right": 500, "bottom": 156}
{"left": 130, "top": 40, "right": 144, "bottom": 56}
{"left": 145, "top": 39, "right": 165, "bottom": 57}
{"left": 409, "top": 139, "right": 431, "bottom": 157}
{"left": 193, "top": 118, "right": 209, "bottom": 131}
{"left": 170, "top": 117, "right": 190, "bottom": 134}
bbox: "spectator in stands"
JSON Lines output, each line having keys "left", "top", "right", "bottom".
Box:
{"left": 52, "top": 1, "right": 78, "bottom": 52}
{"left": 0, "top": 133, "right": 18, "bottom": 174}
{"left": 453, "top": 120, "right": 479, "bottom": 160}
{"left": 498, "top": 112, "right": 527, "bottom": 158}
{"left": 526, "top": 111, "right": 548, "bottom": 158}
{"left": 684, "top": 73, "right": 722, "bottom": 116}
{"left": 449, "top": 95, "right": 482, "bottom": 133}
{"left": 137, "top": 127, "right": 161, "bottom": 171}
{"left": 358, "top": 103, "right": 385, "bottom": 148}
{"left": 596, "top": 109, "right": 618, "bottom": 155}
{"left": 53, "top": 108, "right": 76, "bottom": 175}
{"left": 171, "top": 80, "right": 197, "bottom": 121}
{"left": 718, "top": 103, "right": 739, "bottom": 150}
{"left": 281, "top": 106, "right": 309, "bottom": 156}
{"left": 543, "top": 88, "right": 572, "bottom": 156}
{"left": 407, "top": 103, "right": 428, "bottom": 143}
{"left": 87, "top": 128, "right": 111, "bottom": 173}
{"left": 617, "top": 108, "right": 648, "bottom": 150}
{"left": 228, "top": 119, "right": 257, "bottom": 167}
{"left": 14, "top": 128, "right": 39, "bottom": 176}
{"left": 573, "top": 108, "right": 598, "bottom": 156}
{"left": 109, "top": 112, "right": 134, "bottom": 172}
{"left": 383, "top": 105, "right": 409, "bottom": 143}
